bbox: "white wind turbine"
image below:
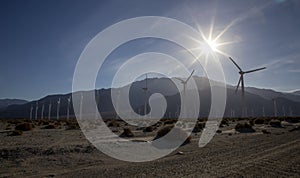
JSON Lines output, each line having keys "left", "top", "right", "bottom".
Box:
{"left": 229, "top": 57, "right": 266, "bottom": 117}
{"left": 67, "top": 97, "right": 71, "bottom": 120}
{"left": 35, "top": 101, "right": 38, "bottom": 120}
{"left": 30, "top": 105, "right": 33, "bottom": 120}
{"left": 48, "top": 101, "right": 52, "bottom": 120}
{"left": 142, "top": 74, "right": 148, "bottom": 116}
{"left": 57, "top": 98, "right": 60, "bottom": 120}
{"left": 41, "top": 103, "right": 45, "bottom": 119}
{"left": 175, "top": 70, "right": 195, "bottom": 118}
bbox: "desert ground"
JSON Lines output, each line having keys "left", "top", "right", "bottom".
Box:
{"left": 0, "top": 117, "right": 299, "bottom": 178}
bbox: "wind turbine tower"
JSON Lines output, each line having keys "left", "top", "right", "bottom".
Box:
{"left": 35, "top": 101, "right": 38, "bottom": 120}
{"left": 229, "top": 57, "right": 266, "bottom": 117}
{"left": 41, "top": 103, "right": 45, "bottom": 119}
{"left": 57, "top": 98, "right": 60, "bottom": 120}
{"left": 142, "top": 74, "right": 148, "bottom": 116}
{"left": 273, "top": 99, "right": 277, "bottom": 117}
{"left": 48, "top": 101, "right": 52, "bottom": 120}
{"left": 175, "top": 70, "right": 195, "bottom": 118}
{"left": 30, "top": 105, "right": 33, "bottom": 120}
{"left": 67, "top": 97, "right": 71, "bottom": 120}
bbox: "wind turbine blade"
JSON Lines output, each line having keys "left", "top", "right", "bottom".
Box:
{"left": 175, "top": 77, "right": 185, "bottom": 83}
{"left": 235, "top": 76, "right": 242, "bottom": 93}
{"left": 244, "top": 67, "right": 266, "bottom": 74}
{"left": 185, "top": 70, "right": 195, "bottom": 82}
{"left": 229, "top": 57, "right": 242, "bottom": 71}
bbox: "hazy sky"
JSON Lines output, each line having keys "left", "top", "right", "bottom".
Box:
{"left": 1, "top": 0, "right": 300, "bottom": 100}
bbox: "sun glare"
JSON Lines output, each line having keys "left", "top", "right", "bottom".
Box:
{"left": 206, "top": 39, "right": 217, "bottom": 52}
{"left": 186, "top": 16, "right": 241, "bottom": 63}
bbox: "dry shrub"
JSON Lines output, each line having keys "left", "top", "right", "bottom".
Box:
{"left": 163, "top": 119, "right": 177, "bottom": 125}
{"left": 285, "top": 117, "right": 300, "bottom": 123}
{"left": 43, "top": 124, "right": 57, "bottom": 129}
{"left": 153, "top": 125, "right": 191, "bottom": 145}
{"left": 254, "top": 118, "right": 265, "bottom": 124}
{"left": 216, "top": 130, "right": 222, "bottom": 133}
{"left": 66, "top": 123, "right": 80, "bottom": 130}
{"left": 221, "top": 119, "right": 229, "bottom": 127}
{"left": 9, "top": 130, "right": 23, "bottom": 136}
{"left": 108, "top": 120, "right": 120, "bottom": 127}
{"left": 120, "top": 128, "right": 134, "bottom": 137}
{"left": 269, "top": 120, "right": 282, "bottom": 128}
{"left": 235, "top": 122, "right": 255, "bottom": 133}
{"left": 192, "top": 122, "right": 205, "bottom": 133}
{"left": 289, "top": 126, "right": 300, "bottom": 132}
{"left": 143, "top": 126, "right": 155, "bottom": 132}
{"left": 262, "top": 129, "right": 271, "bottom": 134}
{"left": 15, "top": 123, "right": 33, "bottom": 131}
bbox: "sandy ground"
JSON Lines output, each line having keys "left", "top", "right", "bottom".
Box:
{"left": 0, "top": 119, "right": 299, "bottom": 178}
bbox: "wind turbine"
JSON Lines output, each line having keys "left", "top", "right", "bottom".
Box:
{"left": 30, "top": 105, "right": 33, "bottom": 120}
{"left": 175, "top": 70, "right": 195, "bottom": 118}
{"left": 35, "top": 101, "right": 38, "bottom": 120}
{"left": 48, "top": 101, "right": 52, "bottom": 120}
{"left": 57, "top": 98, "right": 60, "bottom": 120}
{"left": 67, "top": 97, "right": 71, "bottom": 120}
{"left": 229, "top": 57, "right": 266, "bottom": 117}
{"left": 41, "top": 103, "right": 45, "bottom": 119}
{"left": 142, "top": 74, "right": 148, "bottom": 116}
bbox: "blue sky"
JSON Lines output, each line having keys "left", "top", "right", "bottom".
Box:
{"left": 1, "top": 0, "right": 300, "bottom": 100}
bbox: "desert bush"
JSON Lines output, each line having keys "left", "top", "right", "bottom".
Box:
{"left": 235, "top": 122, "right": 255, "bottom": 133}
{"left": 289, "top": 126, "right": 300, "bottom": 132}
{"left": 108, "top": 120, "right": 120, "bottom": 127}
{"left": 262, "top": 129, "right": 271, "bottom": 134}
{"left": 66, "top": 123, "right": 80, "bottom": 130}
{"left": 192, "top": 122, "right": 205, "bottom": 133}
{"left": 43, "top": 124, "right": 57, "bottom": 129}
{"left": 163, "top": 119, "right": 177, "bottom": 125}
{"left": 143, "top": 126, "right": 155, "bottom": 132}
{"left": 254, "top": 118, "right": 265, "bottom": 124}
{"left": 221, "top": 119, "right": 229, "bottom": 126}
{"left": 153, "top": 125, "right": 191, "bottom": 145}
{"left": 285, "top": 117, "right": 300, "bottom": 123}
{"left": 9, "top": 130, "right": 23, "bottom": 136}
{"left": 120, "top": 128, "right": 134, "bottom": 137}
{"left": 269, "top": 120, "right": 282, "bottom": 128}
{"left": 249, "top": 119, "right": 255, "bottom": 126}
{"left": 15, "top": 123, "right": 33, "bottom": 131}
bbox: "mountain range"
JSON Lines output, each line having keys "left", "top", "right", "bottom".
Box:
{"left": 0, "top": 76, "right": 299, "bottom": 119}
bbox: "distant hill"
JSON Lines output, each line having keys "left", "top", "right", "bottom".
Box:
{"left": 0, "top": 77, "right": 299, "bottom": 119}
{"left": 245, "top": 87, "right": 300, "bottom": 103}
{"left": 292, "top": 90, "right": 300, "bottom": 96}
{"left": 0, "top": 99, "right": 28, "bottom": 110}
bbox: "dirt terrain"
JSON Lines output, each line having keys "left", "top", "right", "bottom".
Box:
{"left": 0, "top": 118, "right": 299, "bottom": 178}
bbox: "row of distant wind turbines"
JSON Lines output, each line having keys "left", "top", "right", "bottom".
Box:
{"left": 29, "top": 56, "right": 293, "bottom": 120}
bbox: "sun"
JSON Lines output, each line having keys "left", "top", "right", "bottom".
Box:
{"left": 206, "top": 39, "right": 218, "bottom": 52}
{"left": 187, "top": 16, "right": 241, "bottom": 62}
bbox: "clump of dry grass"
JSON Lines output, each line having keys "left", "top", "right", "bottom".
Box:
{"left": 15, "top": 123, "right": 33, "bottom": 131}
{"left": 9, "top": 130, "right": 23, "bottom": 136}
{"left": 262, "top": 129, "right": 271, "bottom": 134}
{"left": 254, "top": 118, "right": 265, "bottom": 125}
{"left": 120, "top": 128, "right": 134, "bottom": 137}
{"left": 192, "top": 122, "right": 205, "bottom": 133}
{"left": 143, "top": 126, "right": 155, "bottom": 132}
{"left": 153, "top": 125, "right": 191, "bottom": 145}
{"left": 220, "top": 119, "right": 229, "bottom": 127}
{"left": 235, "top": 122, "right": 255, "bottom": 133}
{"left": 108, "top": 120, "right": 120, "bottom": 127}
{"left": 162, "top": 119, "right": 177, "bottom": 125}
{"left": 285, "top": 117, "right": 300, "bottom": 123}
{"left": 269, "top": 120, "right": 282, "bottom": 128}
{"left": 43, "top": 124, "right": 57, "bottom": 129}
